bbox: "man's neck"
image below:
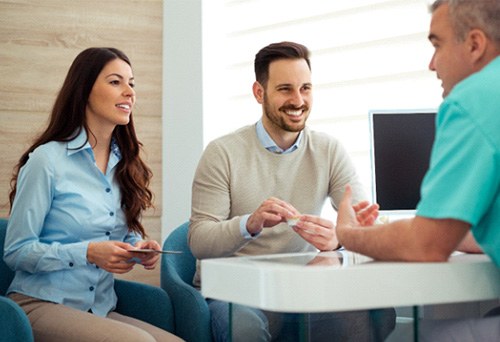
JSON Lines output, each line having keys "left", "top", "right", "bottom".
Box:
{"left": 262, "top": 120, "right": 300, "bottom": 151}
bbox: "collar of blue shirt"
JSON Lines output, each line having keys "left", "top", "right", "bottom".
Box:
{"left": 255, "top": 119, "right": 303, "bottom": 154}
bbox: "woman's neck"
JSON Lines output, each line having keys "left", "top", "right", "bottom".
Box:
{"left": 87, "top": 126, "right": 113, "bottom": 174}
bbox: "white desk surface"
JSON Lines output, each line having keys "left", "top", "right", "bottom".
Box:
{"left": 201, "top": 251, "right": 500, "bottom": 313}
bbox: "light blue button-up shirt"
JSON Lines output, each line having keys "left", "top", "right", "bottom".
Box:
{"left": 4, "top": 129, "right": 141, "bottom": 316}
{"left": 239, "top": 120, "right": 303, "bottom": 238}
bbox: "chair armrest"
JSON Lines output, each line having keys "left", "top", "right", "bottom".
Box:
{"left": 0, "top": 296, "right": 34, "bottom": 342}
{"left": 161, "top": 271, "right": 211, "bottom": 342}
{"left": 114, "top": 279, "right": 175, "bottom": 333}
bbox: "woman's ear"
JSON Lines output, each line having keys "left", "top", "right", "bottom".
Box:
{"left": 252, "top": 81, "right": 264, "bottom": 104}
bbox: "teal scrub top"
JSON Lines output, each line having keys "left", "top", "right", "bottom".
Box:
{"left": 417, "top": 56, "right": 500, "bottom": 267}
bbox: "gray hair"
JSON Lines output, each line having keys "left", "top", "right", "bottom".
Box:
{"left": 431, "top": 0, "right": 500, "bottom": 49}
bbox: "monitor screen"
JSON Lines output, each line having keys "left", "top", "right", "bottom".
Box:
{"left": 369, "top": 109, "right": 436, "bottom": 214}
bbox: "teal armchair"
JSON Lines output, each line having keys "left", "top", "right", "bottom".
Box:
{"left": 0, "top": 218, "right": 175, "bottom": 338}
{"left": 0, "top": 292, "right": 33, "bottom": 341}
{"left": 161, "top": 221, "right": 212, "bottom": 342}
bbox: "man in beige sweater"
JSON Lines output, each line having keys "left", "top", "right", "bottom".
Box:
{"left": 189, "top": 41, "right": 395, "bottom": 341}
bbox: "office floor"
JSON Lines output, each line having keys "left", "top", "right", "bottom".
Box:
{"left": 385, "top": 300, "right": 500, "bottom": 341}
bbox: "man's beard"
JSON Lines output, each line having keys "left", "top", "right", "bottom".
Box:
{"left": 263, "top": 95, "right": 308, "bottom": 133}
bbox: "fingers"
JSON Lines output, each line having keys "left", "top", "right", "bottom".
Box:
{"left": 132, "top": 240, "right": 161, "bottom": 269}
{"left": 87, "top": 241, "right": 154, "bottom": 274}
{"left": 336, "top": 184, "right": 359, "bottom": 233}
{"left": 247, "top": 197, "right": 300, "bottom": 234}
{"left": 342, "top": 184, "right": 380, "bottom": 227}
{"left": 339, "top": 184, "right": 353, "bottom": 212}
{"left": 261, "top": 197, "right": 300, "bottom": 216}
{"left": 352, "top": 200, "right": 370, "bottom": 212}
{"left": 295, "top": 215, "right": 333, "bottom": 233}
{"left": 140, "top": 256, "right": 159, "bottom": 270}
{"left": 135, "top": 240, "right": 161, "bottom": 250}
{"left": 293, "top": 215, "right": 339, "bottom": 251}
{"left": 103, "top": 261, "right": 136, "bottom": 274}
{"left": 353, "top": 199, "right": 379, "bottom": 227}
{"left": 356, "top": 203, "right": 379, "bottom": 226}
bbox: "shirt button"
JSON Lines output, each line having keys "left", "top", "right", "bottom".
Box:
{"left": 89, "top": 286, "right": 95, "bottom": 291}
{"left": 69, "top": 262, "right": 74, "bottom": 267}
{"left": 105, "top": 232, "right": 111, "bottom": 236}
{"left": 109, "top": 212, "right": 114, "bottom": 217}
{"left": 105, "top": 188, "right": 111, "bottom": 193}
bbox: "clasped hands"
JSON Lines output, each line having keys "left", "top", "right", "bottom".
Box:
{"left": 247, "top": 195, "right": 379, "bottom": 251}
{"left": 87, "top": 240, "right": 162, "bottom": 274}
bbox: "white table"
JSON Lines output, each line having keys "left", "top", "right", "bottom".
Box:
{"left": 201, "top": 251, "right": 500, "bottom": 341}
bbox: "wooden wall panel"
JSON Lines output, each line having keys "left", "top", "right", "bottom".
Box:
{"left": 0, "top": 0, "right": 163, "bottom": 285}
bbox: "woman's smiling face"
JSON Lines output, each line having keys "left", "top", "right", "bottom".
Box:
{"left": 86, "top": 58, "right": 136, "bottom": 131}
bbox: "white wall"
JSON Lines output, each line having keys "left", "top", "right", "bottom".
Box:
{"left": 162, "top": 0, "right": 204, "bottom": 236}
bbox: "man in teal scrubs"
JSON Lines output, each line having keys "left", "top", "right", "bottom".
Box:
{"left": 336, "top": 0, "right": 500, "bottom": 340}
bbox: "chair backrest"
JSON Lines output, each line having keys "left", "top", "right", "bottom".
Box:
{"left": 0, "top": 218, "right": 15, "bottom": 296}
{"left": 161, "top": 222, "right": 212, "bottom": 342}
{"left": 161, "top": 222, "right": 196, "bottom": 285}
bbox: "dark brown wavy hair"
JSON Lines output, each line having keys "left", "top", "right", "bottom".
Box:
{"left": 9, "top": 47, "right": 153, "bottom": 238}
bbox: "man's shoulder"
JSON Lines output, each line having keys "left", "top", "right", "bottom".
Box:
{"left": 207, "top": 124, "right": 255, "bottom": 147}
{"left": 303, "top": 128, "right": 341, "bottom": 147}
{"left": 452, "top": 56, "right": 500, "bottom": 97}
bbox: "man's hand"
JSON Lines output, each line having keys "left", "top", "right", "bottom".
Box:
{"left": 246, "top": 197, "right": 300, "bottom": 235}
{"left": 294, "top": 185, "right": 379, "bottom": 251}
{"left": 352, "top": 199, "right": 379, "bottom": 226}
{"left": 293, "top": 215, "right": 339, "bottom": 251}
{"left": 336, "top": 184, "right": 379, "bottom": 244}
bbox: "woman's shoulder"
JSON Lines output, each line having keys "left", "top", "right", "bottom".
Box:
{"left": 33, "top": 140, "right": 66, "bottom": 154}
{"left": 28, "top": 140, "right": 67, "bottom": 164}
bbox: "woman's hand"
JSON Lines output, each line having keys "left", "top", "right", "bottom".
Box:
{"left": 87, "top": 241, "right": 137, "bottom": 274}
{"left": 131, "top": 240, "right": 162, "bottom": 270}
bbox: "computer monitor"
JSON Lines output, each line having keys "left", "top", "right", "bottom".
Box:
{"left": 369, "top": 109, "right": 436, "bottom": 216}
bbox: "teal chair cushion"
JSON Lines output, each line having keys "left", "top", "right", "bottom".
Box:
{"left": 0, "top": 295, "right": 34, "bottom": 342}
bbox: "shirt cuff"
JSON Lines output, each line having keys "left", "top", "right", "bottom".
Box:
{"left": 239, "top": 215, "right": 259, "bottom": 239}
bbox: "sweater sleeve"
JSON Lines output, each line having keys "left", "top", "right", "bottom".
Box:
{"left": 189, "top": 140, "right": 253, "bottom": 259}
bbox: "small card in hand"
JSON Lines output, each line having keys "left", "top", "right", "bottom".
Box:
{"left": 128, "top": 248, "right": 182, "bottom": 254}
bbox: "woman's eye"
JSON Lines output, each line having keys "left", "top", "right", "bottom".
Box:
{"left": 129, "top": 83, "right": 135, "bottom": 88}
{"left": 110, "top": 80, "right": 120, "bottom": 85}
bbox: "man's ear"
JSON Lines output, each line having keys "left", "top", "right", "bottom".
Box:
{"left": 252, "top": 81, "right": 264, "bottom": 104}
{"left": 467, "top": 28, "right": 488, "bottom": 64}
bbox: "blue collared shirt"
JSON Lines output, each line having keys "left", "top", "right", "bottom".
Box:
{"left": 255, "top": 119, "right": 302, "bottom": 154}
{"left": 239, "top": 120, "right": 303, "bottom": 238}
{"left": 4, "top": 129, "right": 141, "bottom": 316}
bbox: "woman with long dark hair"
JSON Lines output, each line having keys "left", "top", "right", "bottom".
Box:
{"left": 4, "top": 47, "right": 182, "bottom": 341}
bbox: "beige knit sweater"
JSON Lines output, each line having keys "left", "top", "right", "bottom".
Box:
{"left": 189, "top": 124, "right": 366, "bottom": 288}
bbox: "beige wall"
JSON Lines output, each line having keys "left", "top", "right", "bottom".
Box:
{"left": 0, "top": 0, "right": 163, "bottom": 285}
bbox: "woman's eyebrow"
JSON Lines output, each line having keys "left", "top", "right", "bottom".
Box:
{"left": 105, "top": 73, "right": 134, "bottom": 81}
